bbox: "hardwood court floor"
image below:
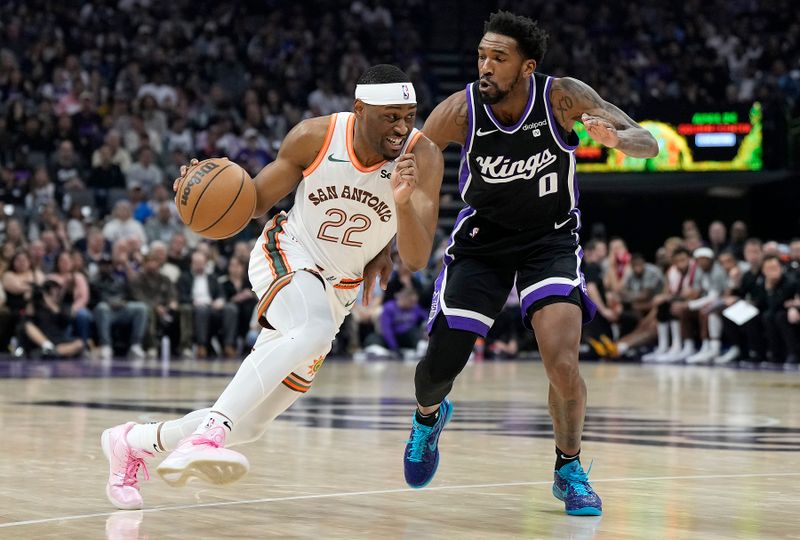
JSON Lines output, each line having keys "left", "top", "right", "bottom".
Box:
{"left": 1, "top": 358, "right": 799, "bottom": 539}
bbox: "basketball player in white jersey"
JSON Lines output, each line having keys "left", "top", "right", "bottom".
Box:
{"left": 100, "top": 64, "right": 443, "bottom": 510}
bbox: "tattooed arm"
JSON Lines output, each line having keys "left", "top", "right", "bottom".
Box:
{"left": 421, "top": 90, "right": 469, "bottom": 151}
{"left": 549, "top": 77, "right": 659, "bottom": 158}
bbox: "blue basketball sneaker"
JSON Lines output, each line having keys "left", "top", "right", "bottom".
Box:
{"left": 552, "top": 460, "right": 603, "bottom": 515}
{"left": 403, "top": 399, "right": 453, "bottom": 488}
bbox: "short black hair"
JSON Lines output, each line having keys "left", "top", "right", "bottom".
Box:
{"left": 762, "top": 254, "right": 782, "bottom": 266}
{"left": 672, "top": 246, "right": 692, "bottom": 258}
{"left": 484, "top": 11, "right": 549, "bottom": 64}
{"left": 357, "top": 64, "right": 410, "bottom": 85}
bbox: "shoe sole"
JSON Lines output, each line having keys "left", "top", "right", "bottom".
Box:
{"left": 157, "top": 458, "right": 249, "bottom": 488}
{"left": 552, "top": 485, "right": 603, "bottom": 516}
{"left": 406, "top": 401, "right": 454, "bottom": 489}
{"left": 101, "top": 429, "right": 143, "bottom": 511}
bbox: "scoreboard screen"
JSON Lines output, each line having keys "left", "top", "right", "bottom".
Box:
{"left": 574, "top": 102, "right": 763, "bottom": 172}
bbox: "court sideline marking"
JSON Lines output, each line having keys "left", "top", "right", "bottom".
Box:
{"left": 2, "top": 471, "right": 800, "bottom": 529}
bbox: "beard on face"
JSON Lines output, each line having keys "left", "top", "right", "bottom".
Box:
{"left": 478, "top": 72, "right": 521, "bottom": 104}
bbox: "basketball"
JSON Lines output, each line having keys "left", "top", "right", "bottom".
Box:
{"left": 175, "top": 157, "right": 257, "bottom": 239}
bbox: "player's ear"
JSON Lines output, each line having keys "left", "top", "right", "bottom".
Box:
{"left": 353, "top": 99, "right": 365, "bottom": 119}
{"left": 523, "top": 59, "right": 536, "bottom": 77}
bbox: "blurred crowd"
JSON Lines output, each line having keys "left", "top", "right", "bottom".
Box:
{"left": 501, "top": 0, "right": 800, "bottom": 114}
{"left": 0, "top": 1, "right": 798, "bottom": 363}
{"left": 580, "top": 220, "right": 800, "bottom": 367}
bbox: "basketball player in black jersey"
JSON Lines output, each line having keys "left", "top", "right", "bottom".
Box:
{"left": 403, "top": 12, "right": 658, "bottom": 516}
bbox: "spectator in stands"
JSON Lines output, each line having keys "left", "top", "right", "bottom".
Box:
{"left": 167, "top": 233, "right": 191, "bottom": 273}
{"left": 685, "top": 247, "right": 729, "bottom": 363}
{"left": 131, "top": 252, "right": 179, "bottom": 357}
{"left": 25, "top": 167, "right": 57, "bottom": 214}
{"left": 125, "top": 146, "right": 163, "bottom": 196}
{"left": 378, "top": 287, "right": 427, "bottom": 356}
{"left": 145, "top": 202, "right": 182, "bottom": 245}
{"left": 91, "top": 255, "right": 149, "bottom": 361}
{"left": 2, "top": 250, "right": 46, "bottom": 330}
{"left": 721, "top": 239, "right": 767, "bottom": 363}
{"left": 613, "top": 253, "right": 666, "bottom": 357}
{"left": 39, "top": 230, "right": 62, "bottom": 274}
{"left": 708, "top": 221, "right": 728, "bottom": 255}
{"left": 729, "top": 220, "right": 749, "bottom": 260}
{"left": 178, "top": 250, "right": 233, "bottom": 359}
{"left": 2, "top": 218, "right": 26, "bottom": 249}
{"left": 102, "top": 200, "right": 147, "bottom": 245}
{"left": 643, "top": 247, "right": 698, "bottom": 362}
{"left": 789, "top": 239, "right": 800, "bottom": 279}
{"left": 91, "top": 130, "right": 132, "bottom": 173}
{"left": 235, "top": 128, "right": 273, "bottom": 177}
{"left": 149, "top": 240, "right": 181, "bottom": 284}
{"left": 217, "top": 255, "right": 256, "bottom": 358}
{"left": 582, "top": 240, "right": 619, "bottom": 357}
{"left": 50, "top": 140, "right": 84, "bottom": 193}
{"left": 48, "top": 250, "right": 92, "bottom": 346}
{"left": 23, "top": 279, "right": 83, "bottom": 358}
{"left": 88, "top": 144, "right": 127, "bottom": 213}
{"left": 756, "top": 255, "right": 798, "bottom": 364}
{"left": 81, "top": 228, "right": 111, "bottom": 281}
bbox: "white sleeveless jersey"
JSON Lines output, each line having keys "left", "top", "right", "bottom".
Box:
{"left": 282, "top": 112, "right": 421, "bottom": 279}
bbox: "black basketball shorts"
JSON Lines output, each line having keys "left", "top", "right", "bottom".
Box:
{"left": 426, "top": 209, "right": 596, "bottom": 336}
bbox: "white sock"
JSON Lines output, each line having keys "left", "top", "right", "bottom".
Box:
{"left": 670, "top": 320, "right": 682, "bottom": 349}
{"left": 708, "top": 313, "right": 723, "bottom": 339}
{"left": 709, "top": 339, "right": 721, "bottom": 355}
{"left": 193, "top": 410, "right": 233, "bottom": 435}
{"left": 657, "top": 323, "right": 669, "bottom": 350}
{"left": 682, "top": 339, "right": 695, "bottom": 352}
{"left": 126, "top": 422, "right": 165, "bottom": 453}
{"left": 199, "top": 272, "right": 336, "bottom": 432}
{"left": 617, "top": 342, "right": 630, "bottom": 355}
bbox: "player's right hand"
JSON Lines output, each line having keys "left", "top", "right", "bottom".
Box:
{"left": 173, "top": 158, "right": 200, "bottom": 192}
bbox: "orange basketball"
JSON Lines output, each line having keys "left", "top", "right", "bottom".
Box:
{"left": 175, "top": 158, "right": 257, "bottom": 239}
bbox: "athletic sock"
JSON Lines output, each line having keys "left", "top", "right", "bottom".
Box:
{"left": 126, "top": 422, "right": 165, "bottom": 453}
{"left": 555, "top": 446, "right": 581, "bottom": 470}
{"left": 193, "top": 410, "right": 234, "bottom": 435}
{"left": 415, "top": 408, "right": 439, "bottom": 427}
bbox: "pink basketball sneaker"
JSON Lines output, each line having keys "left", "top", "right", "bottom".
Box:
{"left": 156, "top": 426, "right": 249, "bottom": 487}
{"left": 101, "top": 422, "right": 153, "bottom": 510}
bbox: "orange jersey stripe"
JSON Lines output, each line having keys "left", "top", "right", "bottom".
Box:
{"left": 406, "top": 130, "right": 424, "bottom": 153}
{"left": 256, "top": 274, "right": 293, "bottom": 319}
{"left": 302, "top": 113, "right": 338, "bottom": 177}
{"left": 346, "top": 114, "right": 387, "bottom": 173}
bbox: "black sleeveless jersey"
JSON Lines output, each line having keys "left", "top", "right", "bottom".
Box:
{"left": 457, "top": 72, "right": 581, "bottom": 234}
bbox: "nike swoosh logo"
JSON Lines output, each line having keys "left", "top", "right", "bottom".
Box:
{"left": 223, "top": 421, "right": 232, "bottom": 431}
{"left": 327, "top": 154, "right": 349, "bottom": 163}
{"left": 554, "top": 218, "right": 572, "bottom": 229}
{"left": 344, "top": 299, "right": 356, "bottom": 308}
{"left": 476, "top": 128, "right": 498, "bottom": 137}
{"left": 560, "top": 454, "right": 579, "bottom": 460}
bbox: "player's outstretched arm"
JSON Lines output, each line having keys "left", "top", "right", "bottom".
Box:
{"left": 251, "top": 116, "right": 331, "bottom": 217}
{"left": 549, "top": 77, "right": 659, "bottom": 158}
{"left": 392, "top": 136, "right": 444, "bottom": 271}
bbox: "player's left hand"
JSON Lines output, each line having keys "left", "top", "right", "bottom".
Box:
{"left": 361, "top": 248, "right": 392, "bottom": 306}
{"left": 173, "top": 158, "right": 200, "bottom": 192}
{"left": 582, "top": 113, "right": 619, "bottom": 148}
{"left": 390, "top": 154, "right": 418, "bottom": 205}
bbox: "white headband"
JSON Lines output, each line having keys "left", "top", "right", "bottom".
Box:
{"left": 355, "top": 83, "right": 416, "bottom": 105}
